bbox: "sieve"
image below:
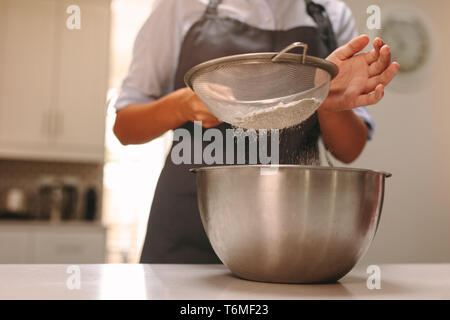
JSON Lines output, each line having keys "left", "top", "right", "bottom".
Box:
{"left": 185, "top": 42, "right": 339, "bottom": 129}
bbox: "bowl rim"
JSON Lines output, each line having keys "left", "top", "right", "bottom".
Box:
{"left": 190, "top": 165, "right": 392, "bottom": 178}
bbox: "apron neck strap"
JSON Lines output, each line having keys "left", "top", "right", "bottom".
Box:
{"left": 304, "top": 0, "right": 338, "bottom": 52}
{"left": 204, "top": 0, "right": 223, "bottom": 17}
{"left": 202, "top": 0, "right": 337, "bottom": 53}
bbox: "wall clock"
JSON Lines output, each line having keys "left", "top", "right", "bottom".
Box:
{"left": 378, "top": 13, "right": 430, "bottom": 73}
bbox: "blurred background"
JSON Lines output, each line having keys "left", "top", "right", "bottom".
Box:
{"left": 0, "top": 0, "right": 448, "bottom": 264}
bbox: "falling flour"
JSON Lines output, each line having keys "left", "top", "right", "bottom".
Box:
{"left": 231, "top": 98, "right": 322, "bottom": 130}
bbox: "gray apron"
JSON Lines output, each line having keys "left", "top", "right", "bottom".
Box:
{"left": 141, "top": 0, "right": 337, "bottom": 263}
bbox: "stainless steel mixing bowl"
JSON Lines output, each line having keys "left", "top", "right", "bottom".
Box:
{"left": 192, "top": 165, "right": 391, "bottom": 283}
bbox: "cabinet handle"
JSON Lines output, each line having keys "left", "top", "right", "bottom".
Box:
{"left": 52, "top": 110, "right": 57, "bottom": 137}
{"left": 42, "top": 110, "right": 62, "bottom": 137}
{"left": 55, "top": 111, "right": 63, "bottom": 136}
{"left": 41, "top": 112, "right": 47, "bottom": 136}
{"left": 42, "top": 110, "right": 51, "bottom": 137}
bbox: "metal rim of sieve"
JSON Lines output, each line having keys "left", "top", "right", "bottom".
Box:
{"left": 184, "top": 42, "right": 339, "bottom": 91}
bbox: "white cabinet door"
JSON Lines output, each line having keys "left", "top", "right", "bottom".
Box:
{"left": 32, "top": 228, "right": 106, "bottom": 263}
{"left": 0, "top": 0, "right": 57, "bottom": 155}
{"left": 0, "top": 224, "right": 106, "bottom": 263}
{"left": 53, "top": 0, "right": 109, "bottom": 162}
{"left": 0, "top": 230, "right": 32, "bottom": 263}
{"left": 0, "top": 0, "right": 109, "bottom": 163}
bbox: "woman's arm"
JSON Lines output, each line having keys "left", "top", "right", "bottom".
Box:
{"left": 113, "top": 88, "right": 220, "bottom": 145}
{"left": 318, "top": 110, "right": 368, "bottom": 164}
{"left": 319, "top": 35, "right": 399, "bottom": 163}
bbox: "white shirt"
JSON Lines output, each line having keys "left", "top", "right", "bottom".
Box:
{"left": 114, "top": 0, "right": 375, "bottom": 138}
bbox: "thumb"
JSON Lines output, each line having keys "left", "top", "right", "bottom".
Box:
{"left": 333, "top": 34, "right": 370, "bottom": 60}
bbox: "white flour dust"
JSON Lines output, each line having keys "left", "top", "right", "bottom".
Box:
{"left": 232, "top": 98, "right": 322, "bottom": 130}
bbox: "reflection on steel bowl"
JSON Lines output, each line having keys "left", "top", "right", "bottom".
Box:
{"left": 192, "top": 165, "right": 391, "bottom": 284}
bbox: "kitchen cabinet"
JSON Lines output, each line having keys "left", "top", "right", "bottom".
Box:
{"left": 0, "top": 0, "right": 110, "bottom": 163}
{"left": 0, "top": 222, "right": 106, "bottom": 263}
{"left": 0, "top": 0, "right": 57, "bottom": 152}
{"left": 0, "top": 229, "right": 31, "bottom": 263}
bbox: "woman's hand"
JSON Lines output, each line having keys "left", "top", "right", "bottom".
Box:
{"left": 320, "top": 35, "right": 400, "bottom": 112}
{"left": 114, "top": 88, "right": 221, "bottom": 145}
{"left": 177, "top": 88, "right": 222, "bottom": 128}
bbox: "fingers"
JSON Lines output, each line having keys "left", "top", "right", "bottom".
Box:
{"left": 188, "top": 92, "right": 222, "bottom": 127}
{"left": 202, "top": 119, "right": 222, "bottom": 128}
{"left": 195, "top": 112, "right": 221, "bottom": 127}
{"left": 369, "top": 45, "right": 392, "bottom": 77}
{"left": 355, "top": 84, "right": 384, "bottom": 107}
{"left": 198, "top": 112, "right": 221, "bottom": 127}
{"left": 193, "top": 104, "right": 221, "bottom": 127}
{"left": 334, "top": 34, "right": 370, "bottom": 60}
{"left": 365, "top": 37, "right": 385, "bottom": 64}
{"left": 365, "top": 62, "right": 400, "bottom": 93}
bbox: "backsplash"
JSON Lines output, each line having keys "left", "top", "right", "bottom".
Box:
{"left": 0, "top": 159, "right": 103, "bottom": 220}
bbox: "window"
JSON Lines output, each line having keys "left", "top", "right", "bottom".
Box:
{"left": 103, "top": 0, "right": 172, "bottom": 263}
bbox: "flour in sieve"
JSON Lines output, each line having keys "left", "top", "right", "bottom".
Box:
{"left": 232, "top": 98, "right": 322, "bottom": 130}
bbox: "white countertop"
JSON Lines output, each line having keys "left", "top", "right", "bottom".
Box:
{"left": 0, "top": 264, "right": 448, "bottom": 300}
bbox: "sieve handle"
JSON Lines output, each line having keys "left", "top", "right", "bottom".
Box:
{"left": 272, "top": 42, "right": 309, "bottom": 64}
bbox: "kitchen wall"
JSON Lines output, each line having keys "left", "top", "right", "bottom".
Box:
{"left": 342, "top": 0, "right": 450, "bottom": 264}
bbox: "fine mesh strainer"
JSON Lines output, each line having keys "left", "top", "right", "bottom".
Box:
{"left": 185, "top": 42, "right": 339, "bottom": 129}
